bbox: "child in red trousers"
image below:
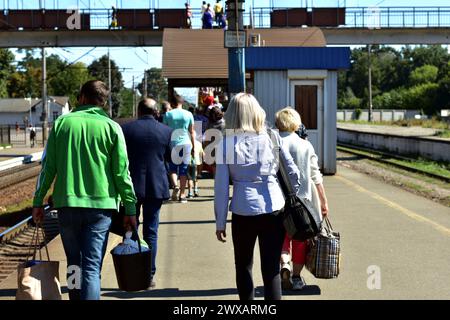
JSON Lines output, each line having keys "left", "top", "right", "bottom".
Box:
{"left": 280, "top": 236, "right": 308, "bottom": 290}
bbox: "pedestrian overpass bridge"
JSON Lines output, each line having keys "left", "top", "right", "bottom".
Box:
{"left": 0, "top": 6, "right": 449, "bottom": 47}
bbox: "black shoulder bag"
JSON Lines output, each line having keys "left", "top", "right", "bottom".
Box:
{"left": 268, "top": 130, "right": 320, "bottom": 241}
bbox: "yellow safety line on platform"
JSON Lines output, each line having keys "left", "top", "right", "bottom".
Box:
{"left": 335, "top": 175, "right": 450, "bottom": 237}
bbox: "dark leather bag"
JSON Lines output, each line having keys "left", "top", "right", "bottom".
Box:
{"left": 268, "top": 130, "right": 320, "bottom": 241}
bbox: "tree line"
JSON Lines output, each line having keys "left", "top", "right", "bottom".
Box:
{"left": 338, "top": 45, "right": 450, "bottom": 116}
{"left": 0, "top": 48, "right": 168, "bottom": 118}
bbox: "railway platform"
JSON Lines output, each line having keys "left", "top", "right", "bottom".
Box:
{"left": 0, "top": 165, "right": 449, "bottom": 300}
{"left": 0, "top": 146, "right": 44, "bottom": 162}
{"left": 337, "top": 123, "right": 448, "bottom": 140}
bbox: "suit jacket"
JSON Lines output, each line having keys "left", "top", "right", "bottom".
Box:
{"left": 122, "top": 115, "right": 173, "bottom": 201}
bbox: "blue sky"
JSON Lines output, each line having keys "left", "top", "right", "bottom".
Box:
{"left": 5, "top": 0, "right": 449, "bottom": 88}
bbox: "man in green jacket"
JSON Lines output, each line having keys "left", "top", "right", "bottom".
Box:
{"left": 32, "top": 80, "right": 137, "bottom": 300}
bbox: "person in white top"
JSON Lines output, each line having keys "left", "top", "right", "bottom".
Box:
{"left": 201, "top": 1, "right": 207, "bottom": 14}
{"left": 274, "top": 107, "right": 329, "bottom": 291}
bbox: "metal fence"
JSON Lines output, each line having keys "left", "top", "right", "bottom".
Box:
{"left": 0, "top": 124, "right": 47, "bottom": 147}
{"left": 337, "top": 109, "right": 422, "bottom": 122}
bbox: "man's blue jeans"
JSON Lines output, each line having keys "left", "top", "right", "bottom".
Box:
{"left": 136, "top": 199, "right": 163, "bottom": 278}
{"left": 58, "top": 207, "right": 113, "bottom": 300}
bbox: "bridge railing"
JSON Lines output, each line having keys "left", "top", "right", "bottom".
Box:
{"left": 1, "top": 7, "right": 450, "bottom": 30}
{"left": 64, "top": 6, "right": 450, "bottom": 29}
{"left": 344, "top": 7, "right": 450, "bottom": 28}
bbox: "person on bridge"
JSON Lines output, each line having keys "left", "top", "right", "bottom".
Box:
{"left": 213, "top": 0, "right": 224, "bottom": 26}
{"left": 110, "top": 6, "right": 118, "bottom": 29}
{"left": 201, "top": 1, "right": 207, "bottom": 15}
{"left": 32, "top": 80, "right": 137, "bottom": 300}
{"left": 163, "top": 93, "right": 196, "bottom": 203}
{"left": 214, "top": 93, "right": 301, "bottom": 300}
{"left": 185, "top": 2, "right": 193, "bottom": 28}
{"left": 122, "top": 98, "right": 173, "bottom": 288}
{"left": 275, "top": 107, "right": 329, "bottom": 291}
{"left": 202, "top": 3, "right": 214, "bottom": 29}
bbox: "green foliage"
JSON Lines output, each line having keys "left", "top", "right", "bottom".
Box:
{"left": 339, "top": 45, "right": 450, "bottom": 116}
{"left": 354, "top": 108, "right": 362, "bottom": 120}
{"left": 373, "top": 89, "right": 406, "bottom": 110}
{"left": 409, "top": 65, "right": 438, "bottom": 86}
{"left": 49, "top": 61, "right": 91, "bottom": 107}
{"left": 87, "top": 55, "right": 124, "bottom": 118}
{"left": 338, "top": 87, "right": 361, "bottom": 109}
{"left": 138, "top": 68, "right": 168, "bottom": 102}
{"left": 118, "top": 87, "right": 136, "bottom": 118}
{"left": 0, "top": 49, "right": 15, "bottom": 98}
{"left": 7, "top": 49, "right": 42, "bottom": 98}
{"left": 3, "top": 50, "right": 90, "bottom": 107}
{"left": 403, "top": 83, "right": 439, "bottom": 113}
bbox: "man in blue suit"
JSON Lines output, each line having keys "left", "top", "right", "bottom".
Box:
{"left": 122, "top": 98, "right": 173, "bottom": 288}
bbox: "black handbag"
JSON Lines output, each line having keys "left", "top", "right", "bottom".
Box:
{"left": 268, "top": 130, "right": 320, "bottom": 241}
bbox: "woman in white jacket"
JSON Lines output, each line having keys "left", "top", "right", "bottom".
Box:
{"left": 275, "top": 107, "right": 329, "bottom": 291}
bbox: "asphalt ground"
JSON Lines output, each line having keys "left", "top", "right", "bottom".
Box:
{"left": 0, "top": 165, "right": 449, "bottom": 300}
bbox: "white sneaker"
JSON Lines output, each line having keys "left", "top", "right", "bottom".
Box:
{"left": 292, "top": 276, "right": 306, "bottom": 290}
{"left": 280, "top": 263, "right": 292, "bottom": 290}
{"left": 179, "top": 197, "right": 188, "bottom": 204}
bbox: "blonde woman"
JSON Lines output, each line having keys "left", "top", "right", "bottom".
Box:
{"left": 214, "top": 93, "right": 301, "bottom": 300}
{"left": 275, "top": 107, "right": 329, "bottom": 291}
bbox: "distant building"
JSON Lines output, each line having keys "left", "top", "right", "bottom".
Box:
{"left": 0, "top": 96, "right": 70, "bottom": 126}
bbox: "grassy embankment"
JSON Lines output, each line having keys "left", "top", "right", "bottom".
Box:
{"left": 338, "top": 145, "right": 450, "bottom": 179}
{"left": 0, "top": 187, "right": 53, "bottom": 223}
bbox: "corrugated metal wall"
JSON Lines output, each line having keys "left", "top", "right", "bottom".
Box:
{"left": 254, "top": 69, "right": 337, "bottom": 174}
{"left": 253, "top": 70, "right": 288, "bottom": 126}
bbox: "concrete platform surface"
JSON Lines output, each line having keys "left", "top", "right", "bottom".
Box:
{"left": 0, "top": 165, "right": 449, "bottom": 300}
{"left": 0, "top": 146, "right": 44, "bottom": 161}
{"left": 337, "top": 122, "right": 448, "bottom": 140}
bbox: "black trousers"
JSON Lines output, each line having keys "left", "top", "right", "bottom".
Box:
{"left": 231, "top": 213, "right": 285, "bottom": 300}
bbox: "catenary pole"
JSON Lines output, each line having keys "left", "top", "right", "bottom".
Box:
{"left": 368, "top": 44, "right": 373, "bottom": 122}
{"left": 41, "top": 47, "right": 48, "bottom": 145}
{"left": 132, "top": 75, "right": 136, "bottom": 118}
{"left": 144, "top": 72, "right": 148, "bottom": 98}
{"left": 227, "top": 0, "right": 246, "bottom": 96}
{"left": 108, "top": 48, "right": 113, "bottom": 117}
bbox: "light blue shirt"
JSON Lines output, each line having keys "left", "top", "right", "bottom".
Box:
{"left": 214, "top": 130, "right": 301, "bottom": 230}
{"left": 163, "top": 108, "right": 194, "bottom": 146}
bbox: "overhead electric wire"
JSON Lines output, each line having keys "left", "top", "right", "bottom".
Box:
{"left": 134, "top": 50, "right": 148, "bottom": 65}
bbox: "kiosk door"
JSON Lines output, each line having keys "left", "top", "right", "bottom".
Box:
{"left": 289, "top": 80, "right": 323, "bottom": 166}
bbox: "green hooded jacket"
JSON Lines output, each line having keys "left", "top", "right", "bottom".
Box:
{"left": 33, "top": 105, "right": 137, "bottom": 216}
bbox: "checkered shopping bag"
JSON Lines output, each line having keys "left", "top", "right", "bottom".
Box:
{"left": 306, "top": 216, "right": 341, "bottom": 279}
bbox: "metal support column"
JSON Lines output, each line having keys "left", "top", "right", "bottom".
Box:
{"left": 368, "top": 44, "right": 373, "bottom": 122}
{"left": 108, "top": 49, "right": 113, "bottom": 117}
{"left": 41, "top": 47, "right": 48, "bottom": 145}
{"left": 226, "top": 0, "right": 246, "bottom": 96}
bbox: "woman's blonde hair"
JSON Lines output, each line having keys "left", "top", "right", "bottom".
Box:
{"left": 224, "top": 93, "right": 266, "bottom": 133}
{"left": 275, "top": 107, "right": 302, "bottom": 132}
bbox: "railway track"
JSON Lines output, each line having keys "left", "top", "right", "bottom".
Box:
{"left": 337, "top": 143, "right": 450, "bottom": 183}
{"left": 0, "top": 162, "right": 41, "bottom": 190}
{"left": 0, "top": 208, "right": 59, "bottom": 284}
